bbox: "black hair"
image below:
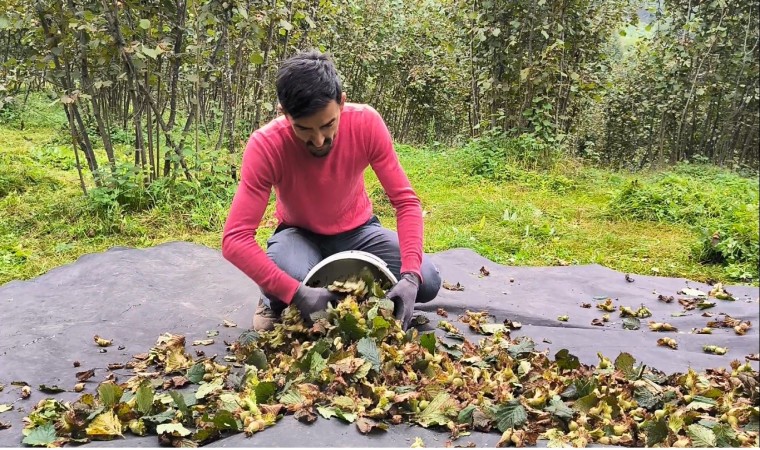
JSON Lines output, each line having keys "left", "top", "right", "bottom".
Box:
{"left": 276, "top": 50, "right": 343, "bottom": 119}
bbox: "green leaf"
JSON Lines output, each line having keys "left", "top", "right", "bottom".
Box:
{"left": 279, "top": 390, "right": 305, "bottom": 406}
{"left": 623, "top": 317, "right": 640, "bottom": 330}
{"left": 544, "top": 396, "right": 574, "bottom": 420}
{"left": 520, "top": 67, "right": 531, "bottom": 82}
{"left": 712, "top": 424, "right": 737, "bottom": 447}
{"left": 22, "top": 423, "right": 57, "bottom": 447}
{"left": 136, "top": 382, "right": 154, "bottom": 415}
{"left": 279, "top": 19, "right": 293, "bottom": 31}
{"left": 142, "top": 47, "right": 159, "bottom": 59}
{"left": 357, "top": 337, "right": 381, "bottom": 370}
{"left": 555, "top": 349, "right": 580, "bottom": 371}
{"left": 541, "top": 30, "right": 549, "bottom": 39}
{"left": 420, "top": 333, "right": 436, "bottom": 355}
{"left": 38, "top": 384, "right": 65, "bottom": 393}
{"left": 212, "top": 409, "right": 239, "bottom": 432}
{"left": 337, "top": 314, "right": 365, "bottom": 341}
{"left": 634, "top": 386, "right": 661, "bottom": 410}
{"left": 317, "top": 406, "right": 337, "bottom": 419}
{"left": 254, "top": 382, "right": 276, "bottom": 404}
{"left": 480, "top": 323, "right": 507, "bottom": 334}
{"left": 310, "top": 353, "right": 326, "bottom": 375}
{"left": 299, "top": 340, "right": 330, "bottom": 372}
{"left": 142, "top": 409, "right": 176, "bottom": 424}
{"left": 416, "top": 392, "right": 456, "bottom": 427}
{"left": 457, "top": 405, "right": 476, "bottom": 424}
{"left": 187, "top": 364, "right": 205, "bottom": 384}
{"left": 614, "top": 352, "right": 638, "bottom": 378}
{"left": 0, "top": 404, "right": 11, "bottom": 413}
{"left": 195, "top": 379, "right": 223, "bottom": 400}
{"left": 506, "top": 338, "right": 535, "bottom": 358}
{"left": 561, "top": 378, "right": 596, "bottom": 400}
{"left": 156, "top": 423, "right": 191, "bottom": 437}
{"left": 139, "top": 19, "right": 150, "bottom": 29}
{"left": 246, "top": 349, "right": 268, "bottom": 370}
{"left": 642, "top": 418, "right": 669, "bottom": 446}
{"left": 237, "top": 330, "right": 259, "bottom": 346}
{"left": 492, "top": 400, "right": 527, "bottom": 432}
{"left": 687, "top": 424, "right": 717, "bottom": 447}
{"left": 98, "top": 383, "right": 123, "bottom": 408}
{"left": 573, "top": 393, "right": 598, "bottom": 413}
{"left": 169, "top": 391, "right": 190, "bottom": 419}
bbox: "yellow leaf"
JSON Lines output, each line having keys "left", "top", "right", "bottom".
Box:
{"left": 86, "top": 410, "right": 123, "bottom": 440}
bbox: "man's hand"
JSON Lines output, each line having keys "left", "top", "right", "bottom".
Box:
{"left": 387, "top": 273, "right": 420, "bottom": 330}
{"left": 291, "top": 285, "right": 340, "bottom": 321}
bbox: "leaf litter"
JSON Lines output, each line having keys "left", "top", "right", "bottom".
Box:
{"left": 16, "top": 273, "right": 760, "bottom": 448}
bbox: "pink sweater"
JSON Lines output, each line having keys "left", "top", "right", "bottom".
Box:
{"left": 222, "top": 103, "right": 423, "bottom": 304}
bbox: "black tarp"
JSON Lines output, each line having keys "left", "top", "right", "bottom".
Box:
{"left": 1, "top": 242, "right": 758, "bottom": 447}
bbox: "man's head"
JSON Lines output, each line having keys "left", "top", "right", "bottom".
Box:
{"left": 276, "top": 50, "right": 346, "bottom": 157}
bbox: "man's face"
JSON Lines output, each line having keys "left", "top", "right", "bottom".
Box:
{"left": 286, "top": 94, "right": 346, "bottom": 158}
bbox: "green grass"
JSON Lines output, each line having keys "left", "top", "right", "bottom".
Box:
{"left": 1, "top": 119, "right": 758, "bottom": 286}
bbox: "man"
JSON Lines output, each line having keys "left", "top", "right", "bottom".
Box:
{"left": 222, "top": 50, "right": 441, "bottom": 331}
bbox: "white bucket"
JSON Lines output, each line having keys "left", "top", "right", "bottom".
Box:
{"left": 302, "top": 250, "right": 398, "bottom": 288}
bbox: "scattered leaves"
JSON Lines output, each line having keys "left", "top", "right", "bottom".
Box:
{"left": 436, "top": 308, "right": 448, "bottom": 318}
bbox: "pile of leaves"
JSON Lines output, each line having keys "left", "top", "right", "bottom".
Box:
{"left": 18, "top": 276, "right": 760, "bottom": 447}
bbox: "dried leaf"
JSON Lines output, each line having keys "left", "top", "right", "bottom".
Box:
{"left": 648, "top": 322, "right": 678, "bottom": 332}
{"left": 192, "top": 339, "right": 214, "bottom": 346}
{"left": 436, "top": 308, "right": 449, "bottom": 318}
{"left": 479, "top": 266, "right": 490, "bottom": 277}
{"left": 223, "top": 319, "right": 237, "bottom": 327}
{"left": 76, "top": 369, "right": 95, "bottom": 382}
{"left": 356, "top": 417, "right": 388, "bottom": 434}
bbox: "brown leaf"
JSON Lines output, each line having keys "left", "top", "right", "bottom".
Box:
{"left": 657, "top": 295, "right": 674, "bottom": 303}
{"left": 356, "top": 417, "right": 387, "bottom": 434}
{"left": 436, "top": 308, "right": 449, "bottom": 318}
{"left": 591, "top": 318, "right": 605, "bottom": 326}
{"left": 580, "top": 303, "right": 591, "bottom": 308}
{"left": 223, "top": 319, "right": 237, "bottom": 328}
{"left": 0, "top": 422, "right": 10, "bottom": 430}
{"left": 107, "top": 363, "right": 125, "bottom": 370}
{"left": 678, "top": 298, "right": 697, "bottom": 310}
{"left": 294, "top": 408, "right": 317, "bottom": 423}
{"left": 479, "top": 266, "right": 490, "bottom": 277}
{"left": 171, "top": 376, "right": 189, "bottom": 388}
{"left": 443, "top": 281, "right": 465, "bottom": 291}
{"left": 472, "top": 408, "right": 492, "bottom": 432}
{"left": 133, "top": 353, "right": 149, "bottom": 360}
{"left": 73, "top": 361, "right": 81, "bottom": 368}
{"left": 746, "top": 353, "right": 759, "bottom": 361}
{"left": 260, "top": 404, "right": 283, "bottom": 416}
{"left": 76, "top": 369, "right": 96, "bottom": 382}
{"left": 625, "top": 274, "right": 635, "bottom": 282}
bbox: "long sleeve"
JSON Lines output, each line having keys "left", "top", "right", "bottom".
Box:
{"left": 365, "top": 108, "right": 424, "bottom": 281}
{"left": 221, "top": 136, "right": 301, "bottom": 304}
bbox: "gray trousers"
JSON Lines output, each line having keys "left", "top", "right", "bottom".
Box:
{"left": 262, "top": 216, "right": 442, "bottom": 313}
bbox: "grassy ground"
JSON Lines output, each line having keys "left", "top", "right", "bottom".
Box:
{"left": 0, "top": 110, "right": 757, "bottom": 286}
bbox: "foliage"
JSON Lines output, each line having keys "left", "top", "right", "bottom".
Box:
{"left": 606, "top": 165, "right": 759, "bottom": 281}
{"left": 18, "top": 283, "right": 760, "bottom": 447}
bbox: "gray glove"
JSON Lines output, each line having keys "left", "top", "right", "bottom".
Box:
{"left": 291, "top": 285, "right": 340, "bottom": 321}
{"left": 387, "top": 272, "right": 420, "bottom": 330}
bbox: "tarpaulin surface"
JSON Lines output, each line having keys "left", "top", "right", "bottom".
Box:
{"left": 1, "top": 242, "right": 757, "bottom": 447}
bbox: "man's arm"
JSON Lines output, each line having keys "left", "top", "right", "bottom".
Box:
{"left": 365, "top": 107, "right": 424, "bottom": 281}
{"left": 221, "top": 136, "right": 301, "bottom": 304}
